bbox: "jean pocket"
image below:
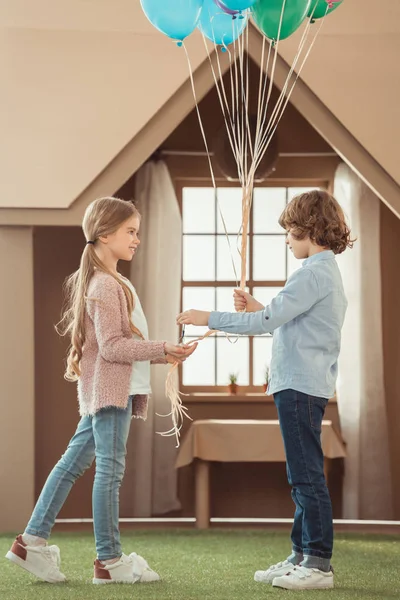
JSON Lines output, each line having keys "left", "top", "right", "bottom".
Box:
{"left": 308, "top": 395, "right": 328, "bottom": 431}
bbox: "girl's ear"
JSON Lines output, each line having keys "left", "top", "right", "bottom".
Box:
{"left": 98, "top": 235, "right": 108, "bottom": 244}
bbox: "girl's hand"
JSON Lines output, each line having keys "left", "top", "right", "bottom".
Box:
{"left": 176, "top": 310, "right": 211, "bottom": 327}
{"left": 165, "top": 354, "right": 183, "bottom": 365}
{"left": 164, "top": 342, "right": 198, "bottom": 360}
{"left": 233, "top": 289, "right": 264, "bottom": 313}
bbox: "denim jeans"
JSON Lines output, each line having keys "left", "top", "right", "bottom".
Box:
{"left": 274, "top": 389, "right": 333, "bottom": 572}
{"left": 25, "top": 397, "right": 132, "bottom": 561}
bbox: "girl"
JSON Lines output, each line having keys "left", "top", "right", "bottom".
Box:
{"left": 6, "top": 197, "right": 196, "bottom": 584}
{"left": 177, "top": 190, "right": 354, "bottom": 591}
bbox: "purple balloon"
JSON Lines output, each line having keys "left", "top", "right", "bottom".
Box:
{"left": 213, "top": 0, "right": 239, "bottom": 16}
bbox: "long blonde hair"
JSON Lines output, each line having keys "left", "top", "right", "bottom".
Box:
{"left": 57, "top": 196, "right": 144, "bottom": 382}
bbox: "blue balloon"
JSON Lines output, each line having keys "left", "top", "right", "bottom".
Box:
{"left": 223, "top": 0, "right": 256, "bottom": 9}
{"left": 140, "top": 0, "right": 204, "bottom": 41}
{"left": 198, "top": 0, "right": 248, "bottom": 46}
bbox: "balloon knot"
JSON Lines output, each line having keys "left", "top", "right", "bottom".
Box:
{"left": 221, "top": 46, "right": 227, "bottom": 53}
{"left": 310, "top": 18, "right": 316, "bottom": 24}
{"left": 177, "top": 41, "right": 183, "bottom": 47}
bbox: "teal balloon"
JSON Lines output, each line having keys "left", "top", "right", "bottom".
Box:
{"left": 198, "top": 0, "right": 248, "bottom": 46}
{"left": 252, "top": 0, "right": 312, "bottom": 41}
{"left": 140, "top": 0, "right": 204, "bottom": 41}
{"left": 308, "top": 0, "right": 343, "bottom": 20}
{"left": 223, "top": 0, "right": 256, "bottom": 9}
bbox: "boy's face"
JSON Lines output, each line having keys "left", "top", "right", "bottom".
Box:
{"left": 286, "top": 229, "right": 311, "bottom": 260}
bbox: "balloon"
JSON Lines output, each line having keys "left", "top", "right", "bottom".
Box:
{"left": 308, "top": 0, "right": 343, "bottom": 20}
{"left": 252, "top": 0, "right": 312, "bottom": 41}
{"left": 214, "top": 0, "right": 239, "bottom": 16}
{"left": 198, "top": 0, "right": 248, "bottom": 46}
{"left": 140, "top": 0, "right": 204, "bottom": 41}
{"left": 223, "top": 0, "right": 256, "bottom": 9}
{"left": 213, "top": 116, "right": 279, "bottom": 181}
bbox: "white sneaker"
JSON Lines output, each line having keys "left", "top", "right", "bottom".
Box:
{"left": 254, "top": 559, "right": 296, "bottom": 583}
{"left": 5, "top": 534, "right": 66, "bottom": 583}
{"left": 93, "top": 552, "right": 160, "bottom": 584}
{"left": 273, "top": 565, "right": 334, "bottom": 590}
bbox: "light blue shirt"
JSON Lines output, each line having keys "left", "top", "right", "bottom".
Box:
{"left": 208, "top": 251, "right": 348, "bottom": 399}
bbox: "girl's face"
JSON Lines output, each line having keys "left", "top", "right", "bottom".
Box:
{"left": 286, "top": 229, "right": 311, "bottom": 260}
{"left": 102, "top": 216, "right": 141, "bottom": 262}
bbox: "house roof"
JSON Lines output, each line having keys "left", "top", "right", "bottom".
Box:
{"left": 0, "top": 1, "right": 399, "bottom": 215}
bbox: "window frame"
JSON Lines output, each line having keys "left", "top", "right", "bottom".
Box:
{"left": 177, "top": 178, "right": 328, "bottom": 395}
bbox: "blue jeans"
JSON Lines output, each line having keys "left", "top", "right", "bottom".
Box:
{"left": 274, "top": 389, "right": 333, "bottom": 572}
{"left": 25, "top": 398, "right": 132, "bottom": 560}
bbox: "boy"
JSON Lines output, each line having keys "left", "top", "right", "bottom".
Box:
{"left": 177, "top": 190, "right": 354, "bottom": 590}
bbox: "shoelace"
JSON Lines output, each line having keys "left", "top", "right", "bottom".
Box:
{"left": 44, "top": 545, "right": 61, "bottom": 569}
{"left": 120, "top": 554, "right": 133, "bottom": 566}
{"left": 129, "top": 553, "right": 150, "bottom": 570}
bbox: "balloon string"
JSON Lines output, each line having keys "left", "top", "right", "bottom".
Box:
{"left": 159, "top": 7, "right": 327, "bottom": 446}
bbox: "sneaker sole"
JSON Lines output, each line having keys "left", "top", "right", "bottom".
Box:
{"left": 273, "top": 579, "right": 334, "bottom": 590}
{"left": 93, "top": 576, "right": 160, "bottom": 585}
{"left": 93, "top": 578, "right": 136, "bottom": 584}
{"left": 5, "top": 551, "right": 66, "bottom": 584}
{"left": 254, "top": 574, "right": 275, "bottom": 584}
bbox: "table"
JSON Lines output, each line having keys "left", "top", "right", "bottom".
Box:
{"left": 176, "top": 419, "right": 346, "bottom": 529}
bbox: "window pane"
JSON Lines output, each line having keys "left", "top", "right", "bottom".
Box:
{"left": 182, "top": 187, "right": 215, "bottom": 233}
{"left": 287, "top": 187, "right": 318, "bottom": 203}
{"left": 253, "top": 188, "right": 287, "bottom": 233}
{"left": 182, "top": 287, "right": 215, "bottom": 337}
{"left": 287, "top": 246, "right": 302, "bottom": 278}
{"left": 216, "top": 336, "right": 249, "bottom": 385}
{"left": 253, "top": 286, "right": 283, "bottom": 308}
{"left": 183, "top": 235, "right": 215, "bottom": 281}
{"left": 253, "top": 235, "right": 286, "bottom": 281}
{"left": 217, "top": 235, "right": 249, "bottom": 282}
{"left": 216, "top": 187, "right": 243, "bottom": 234}
{"left": 253, "top": 337, "right": 274, "bottom": 386}
{"left": 216, "top": 286, "right": 249, "bottom": 314}
{"left": 216, "top": 286, "right": 235, "bottom": 313}
{"left": 182, "top": 337, "right": 215, "bottom": 385}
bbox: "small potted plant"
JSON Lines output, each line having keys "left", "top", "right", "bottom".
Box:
{"left": 263, "top": 365, "right": 270, "bottom": 393}
{"left": 228, "top": 373, "right": 238, "bottom": 395}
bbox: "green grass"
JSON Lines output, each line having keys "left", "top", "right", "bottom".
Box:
{"left": 1, "top": 530, "right": 399, "bottom": 600}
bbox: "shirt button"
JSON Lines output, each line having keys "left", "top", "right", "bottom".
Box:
{"left": 265, "top": 315, "right": 269, "bottom": 320}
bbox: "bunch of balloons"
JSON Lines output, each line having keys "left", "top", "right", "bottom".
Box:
{"left": 140, "top": 0, "right": 344, "bottom": 46}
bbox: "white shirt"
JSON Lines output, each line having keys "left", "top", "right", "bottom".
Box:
{"left": 122, "top": 277, "right": 152, "bottom": 396}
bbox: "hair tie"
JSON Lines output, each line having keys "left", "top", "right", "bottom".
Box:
{"left": 86, "top": 240, "right": 95, "bottom": 245}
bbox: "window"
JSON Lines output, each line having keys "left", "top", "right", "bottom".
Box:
{"left": 180, "top": 185, "right": 319, "bottom": 393}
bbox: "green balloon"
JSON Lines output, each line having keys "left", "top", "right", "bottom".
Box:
{"left": 308, "top": 0, "right": 343, "bottom": 20}
{"left": 252, "top": 0, "right": 312, "bottom": 41}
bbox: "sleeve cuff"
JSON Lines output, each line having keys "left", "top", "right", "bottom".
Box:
{"left": 208, "top": 311, "right": 220, "bottom": 330}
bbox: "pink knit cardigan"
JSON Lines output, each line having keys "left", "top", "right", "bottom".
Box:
{"left": 77, "top": 271, "right": 166, "bottom": 418}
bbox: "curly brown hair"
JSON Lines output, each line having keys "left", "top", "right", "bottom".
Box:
{"left": 278, "top": 189, "right": 355, "bottom": 255}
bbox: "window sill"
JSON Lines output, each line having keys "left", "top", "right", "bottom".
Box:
{"left": 184, "top": 393, "right": 337, "bottom": 404}
{"left": 185, "top": 393, "right": 274, "bottom": 403}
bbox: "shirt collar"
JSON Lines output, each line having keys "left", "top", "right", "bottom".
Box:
{"left": 302, "top": 250, "right": 335, "bottom": 266}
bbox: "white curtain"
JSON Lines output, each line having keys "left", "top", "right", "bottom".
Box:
{"left": 334, "top": 162, "right": 393, "bottom": 519}
{"left": 120, "top": 160, "right": 182, "bottom": 516}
